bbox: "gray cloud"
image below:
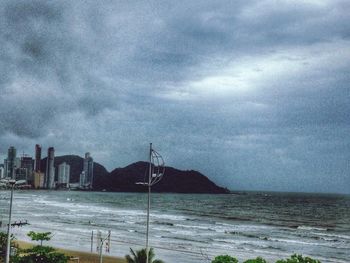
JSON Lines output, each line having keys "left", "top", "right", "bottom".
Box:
{"left": 0, "top": 0, "right": 349, "bottom": 193}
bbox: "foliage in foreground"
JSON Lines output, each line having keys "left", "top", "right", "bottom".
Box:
{"left": 212, "top": 255, "right": 238, "bottom": 263}
{"left": 244, "top": 257, "right": 267, "bottom": 263}
{"left": 125, "top": 248, "right": 164, "bottom": 263}
{"left": 0, "top": 231, "right": 17, "bottom": 261}
{"left": 27, "top": 231, "right": 52, "bottom": 246}
{"left": 212, "top": 254, "right": 321, "bottom": 263}
{"left": 276, "top": 254, "right": 321, "bottom": 263}
{"left": 11, "top": 231, "right": 69, "bottom": 263}
{"left": 12, "top": 245, "right": 69, "bottom": 263}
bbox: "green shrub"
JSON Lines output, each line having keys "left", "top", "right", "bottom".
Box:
{"left": 12, "top": 245, "right": 69, "bottom": 263}
{"left": 276, "top": 254, "right": 321, "bottom": 263}
{"left": 212, "top": 255, "right": 238, "bottom": 263}
{"left": 244, "top": 257, "right": 267, "bottom": 263}
{"left": 10, "top": 231, "right": 69, "bottom": 263}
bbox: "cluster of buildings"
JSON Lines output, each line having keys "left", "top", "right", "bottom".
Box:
{"left": 0, "top": 145, "right": 94, "bottom": 190}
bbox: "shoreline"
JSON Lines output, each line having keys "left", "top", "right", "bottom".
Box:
{"left": 15, "top": 240, "right": 126, "bottom": 263}
{"left": 2, "top": 187, "right": 349, "bottom": 196}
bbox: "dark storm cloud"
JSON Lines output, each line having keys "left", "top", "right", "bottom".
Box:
{"left": 0, "top": 0, "right": 117, "bottom": 137}
{"left": 0, "top": 0, "right": 349, "bottom": 193}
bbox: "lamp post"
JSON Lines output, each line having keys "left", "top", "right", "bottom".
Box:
{"left": 6, "top": 180, "right": 16, "bottom": 263}
{"left": 144, "top": 143, "right": 164, "bottom": 263}
{"left": 136, "top": 144, "right": 164, "bottom": 263}
{"left": 99, "top": 237, "right": 104, "bottom": 263}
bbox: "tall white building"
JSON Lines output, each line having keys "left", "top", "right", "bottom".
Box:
{"left": 83, "top": 152, "right": 94, "bottom": 189}
{"left": 58, "top": 162, "right": 70, "bottom": 187}
{"left": 0, "top": 166, "right": 4, "bottom": 179}
{"left": 79, "top": 171, "right": 86, "bottom": 188}
{"left": 3, "top": 159, "right": 8, "bottom": 178}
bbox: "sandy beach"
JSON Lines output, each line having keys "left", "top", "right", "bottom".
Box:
{"left": 15, "top": 240, "right": 126, "bottom": 263}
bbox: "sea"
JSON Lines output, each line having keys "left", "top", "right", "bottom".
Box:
{"left": 0, "top": 190, "right": 349, "bottom": 263}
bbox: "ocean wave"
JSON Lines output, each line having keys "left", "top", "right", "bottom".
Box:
{"left": 153, "top": 213, "right": 188, "bottom": 221}
{"left": 168, "top": 229, "right": 196, "bottom": 235}
{"left": 297, "top": 225, "right": 328, "bottom": 231}
{"left": 268, "top": 237, "right": 335, "bottom": 247}
{"left": 224, "top": 231, "right": 263, "bottom": 240}
{"left": 168, "top": 235, "right": 205, "bottom": 244}
{"left": 154, "top": 221, "right": 174, "bottom": 226}
{"left": 174, "top": 223, "right": 216, "bottom": 232}
{"left": 314, "top": 232, "right": 350, "bottom": 241}
{"left": 213, "top": 238, "right": 283, "bottom": 252}
{"left": 215, "top": 221, "right": 274, "bottom": 230}
{"left": 220, "top": 216, "right": 253, "bottom": 222}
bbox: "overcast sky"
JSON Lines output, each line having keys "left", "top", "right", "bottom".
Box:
{"left": 0, "top": 0, "right": 349, "bottom": 194}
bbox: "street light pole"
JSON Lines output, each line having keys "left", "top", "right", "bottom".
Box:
{"left": 136, "top": 144, "right": 164, "bottom": 263}
{"left": 6, "top": 180, "right": 16, "bottom": 263}
{"left": 146, "top": 143, "right": 152, "bottom": 263}
{"left": 99, "top": 237, "right": 104, "bottom": 263}
{"left": 145, "top": 143, "right": 164, "bottom": 263}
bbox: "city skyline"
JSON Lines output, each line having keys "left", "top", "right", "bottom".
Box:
{"left": 0, "top": 1, "right": 349, "bottom": 194}
{"left": 0, "top": 145, "right": 94, "bottom": 190}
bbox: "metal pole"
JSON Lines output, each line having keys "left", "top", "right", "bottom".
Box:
{"left": 91, "top": 230, "right": 94, "bottom": 253}
{"left": 6, "top": 183, "right": 15, "bottom": 263}
{"left": 107, "top": 230, "right": 111, "bottom": 253}
{"left": 146, "top": 143, "right": 152, "bottom": 263}
{"left": 99, "top": 238, "right": 103, "bottom": 263}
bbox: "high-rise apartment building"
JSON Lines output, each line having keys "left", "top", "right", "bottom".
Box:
{"left": 17, "top": 155, "right": 34, "bottom": 182}
{"left": 0, "top": 165, "right": 4, "bottom": 179}
{"left": 6, "top": 146, "right": 17, "bottom": 179}
{"left": 79, "top": 171, "right": 86, "bottom": 188}
{"left": 45, "top": 147, "right": 55, "bottom": 189}
{"left": 83, "top": 152, "right": 94, "bottom": 189}
{"left": 33, "top": 172, "right": 44, "bottom": 188}
{"left": 34, "top": 144, "right": 42, "bottom": 172}
{"left": 3, "top": 159, "right": 8, "bottom": 178}
{"left": 58, "top": 162, "right": 70, "bottom": 187}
